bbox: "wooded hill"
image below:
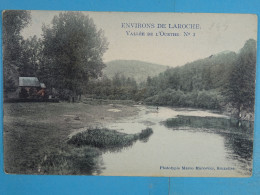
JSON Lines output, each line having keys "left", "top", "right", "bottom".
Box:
{"left": 103, "top": 60, "right": 169, "bottom": 83}
{"left": 147, "top": 50, "right": 237, "bottom": 92}
{"left": 142, "top": 50, "right": 238, "bottom": 109}
{"left": 89, "top": 39, "right": 256, "bottom": 119}
{"left": 143, "top": 39, "right": 256, "bottom": 116}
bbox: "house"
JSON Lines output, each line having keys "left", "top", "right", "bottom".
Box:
{"left": 19, "top": 77, "right": 46, "bottom": 99}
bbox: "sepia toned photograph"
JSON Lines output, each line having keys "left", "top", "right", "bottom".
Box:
{"left": 2, "top": 10, "right": 257, "bottom": 177}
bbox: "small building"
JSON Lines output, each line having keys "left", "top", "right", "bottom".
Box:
{"left": 19, "top": 77, "right": 46, "bottom": 99}
{"left": 19, "top": 77, "right": 41, "bottom": 88}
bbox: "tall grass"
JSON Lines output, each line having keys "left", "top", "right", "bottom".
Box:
{"left": 40, "top": 127, "right": 153, "bottom": 174}
{"left": 39, "top": 146, "right": 102, "bottom": 175}
{"left": 67, "top": 128, "right": 153, "bottom": 149}
{"left": 138, "top": 128, "right": 153, "bottom": 142}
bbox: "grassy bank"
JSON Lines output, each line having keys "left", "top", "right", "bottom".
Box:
{"left": 38, "top": 128, "right": 153, "bottom": 174}
{"left": 3, "top": 102, "right": 140, "bottom": 174}
{"left": 39, "top": 146, "right": 102, "bottom": 175}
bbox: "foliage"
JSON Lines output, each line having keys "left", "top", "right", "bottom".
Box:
{"left": 86, "top": 74, "right": 138, "bottom": 100}
{"left": 67, "top": 128, "right": 153, "bottom": 149}
{"left": 164, "top": 115, "right": 253, "bottom": 132}
{"left": 3, "top": 10, "right": 31, "bottom": 94}
{"left": 2, "top": 10, "right": 256, "bottom": 116}
{"left": 2, "top": 10, "right": 31, "bottom": 63}
{"left": 42, "top": 12, "right": 108, "bottom": 99}
{"left": 144, "top": 89, "right": 223, "bottom": 109}
{"left": 19, "top": 35, "right": 43, "bottom": 76}
{"left": 85, "top": 39, "right": 256, "bottom": 114}
{"left": 222, "top": 39, "right": 257, "bottom": 115}
{"left": 138, "top": 41, "right": 256, "bottom": 114}
{"left": 143, "top": 51, "right": 237, "bottom": 93}
{"left": 40, "top": 146, "right": 102, "bottom": 175}
{"left": 138, "top": 128, "right": 153, "bottom": 141}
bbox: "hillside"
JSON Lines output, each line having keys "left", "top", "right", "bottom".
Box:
{"left": 103, "top": 60, "right": 169, "bottom": 83}
{"left": 155, "top": 50, "right": 238, "bottom": 92}
{"left": 86, "top": 39, "right": 256, "bottom": 114}
{"left": 142, "top": 39, "right": 257, "bottom": 114}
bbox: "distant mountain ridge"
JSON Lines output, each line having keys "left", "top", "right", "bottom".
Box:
{"left": 103, "top": 60, "right": 169, "bottom": 83}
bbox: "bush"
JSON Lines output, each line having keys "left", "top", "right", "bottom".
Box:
{"left": 144, "top": 89, "right": 223, "bottom": 110}
{"left": 196, "top": 90, "right": 222, "bottom": 109}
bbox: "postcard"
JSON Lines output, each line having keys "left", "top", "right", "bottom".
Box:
{"left": 2, "top": 10, "right": 257, "bottom": 177}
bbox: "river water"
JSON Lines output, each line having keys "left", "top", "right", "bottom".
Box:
{"left": 99, "top": 106, "right": 254, "bottom": 177}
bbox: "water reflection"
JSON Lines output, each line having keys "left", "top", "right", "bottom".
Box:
{"left": 165, "top": 115, "right": 252, "bottom": 131}
{"left": 99, "top": 129, "right": 154, "bottom": 154}
{"left": 100, "top": 106, "right": 254, "bottom": 176}
{"left": 164, "top": 115, "right": 254, "bottom": 175}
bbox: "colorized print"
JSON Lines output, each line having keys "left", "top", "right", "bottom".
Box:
{"left": 3, "top": 11, "right": 257, "bottom": 176}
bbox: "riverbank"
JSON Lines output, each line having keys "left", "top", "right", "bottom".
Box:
{"left": 3, "top": 101, "right": 140, "bottom": 174}
{"left": 3, "top": 101, "right": 253, "bottom": 175}
{"left": 222, "top": 103, "right": 255, "bottom": 121}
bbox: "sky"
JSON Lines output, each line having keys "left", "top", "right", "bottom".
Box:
{"left": 22, "top": 11, "right": 257, "bottom": 67}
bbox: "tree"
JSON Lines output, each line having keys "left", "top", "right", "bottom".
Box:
{"left": 3, "top": 10, "right": 31, "bottom": 64}
{"left": 42, "top": 12, "right": 108, "bottom": 101}
{"left": 20, "top": 35, "right": 43, "bottom": 76}
{"left": 223, "top": 39, "right": 257, "bottom": 117}
{"left": 3, "top": 10, "right": 31, "bottom": 94}
{"left": 167, "top": 70, "right": 180, "bottom": 90}
{"left": 202, "top": 66, "right": 212, "bottom": 90}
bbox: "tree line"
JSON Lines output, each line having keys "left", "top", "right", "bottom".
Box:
{"left": 3, "top": 11, "right": 108, "bottom": 101}
{"left": 3, "top": 10, "right": 257, "bottom": 117}
{"left": 85, "top": 39, "right": 256, "bottom": 118}
{"left": 142, "top": 39, "right": 256, "bottom": 116}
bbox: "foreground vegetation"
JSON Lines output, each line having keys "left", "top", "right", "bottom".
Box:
{"left": 68, "top": 128, "right": 153, "bottom": 149}
{"left": 3, "top": 102, "right": 141, "bottom": 174}
{"left": 40, "top": 127, "right": 153, "bottom": 175}
{"left": 39, "top": 146, "right": 102, "bottom": 175}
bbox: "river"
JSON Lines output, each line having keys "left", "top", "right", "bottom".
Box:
{"left": 99, "top": 106, "right": 253, "bottom": 177}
